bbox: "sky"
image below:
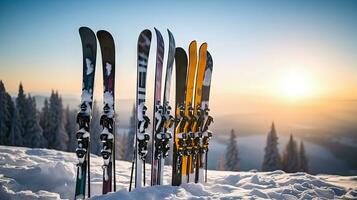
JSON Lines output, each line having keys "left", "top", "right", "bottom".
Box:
{"left": 1, "top": 0, "right": 357, "bottom": 119}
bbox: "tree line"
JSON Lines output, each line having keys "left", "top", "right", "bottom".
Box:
{"left": 221, "top": 122, "right": 309, "bottom": 173}
{"left": 1, "top": 81, "right": 308, "bottom": 172}
{"left": 0, "top": 81, "right": 136, "bottom": 161}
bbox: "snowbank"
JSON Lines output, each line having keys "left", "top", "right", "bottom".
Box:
{"left": 0, "top": 145, "right": 356, "bottom": 200}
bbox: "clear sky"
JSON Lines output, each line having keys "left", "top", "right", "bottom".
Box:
{"left": 1, "top": 0, "right": 357, "bottom": 106}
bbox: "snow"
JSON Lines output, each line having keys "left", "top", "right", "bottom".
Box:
{"left": 85, "top": 58, "right": 94, "bottom": 75}
{"left": 105, "top": 62, "right": 112, "bottom": 77}
{"left": 0, "top": 146, "right": 356, "bottom": 200}
{"left": 103, "top": 91, "right": 114, "bottom": 117}
{"left": 203, "top": 68, "right": 212, "bottom": 86}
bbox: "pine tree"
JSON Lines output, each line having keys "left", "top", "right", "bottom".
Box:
{"left": 282, "top": 134, "right": 299, "bottom": 173}
{"left": 16, "top": 84, "right": 44, "bottom": 148}
{"left": 262, "top": 122, "right": 282, "bottom": 171}
{"left": 299, "top": 141, "right": 309, "bottom": 172}
{"left": 40, "top": 98, "right": 50, "bottom": 148}
{"left": 0, "top": 81, "right": 10, "bottom": 144}
{"left": 16, "top": 83, "right": 27, "bottom": 141}
{"left": 22, "top": 95, "right": 44, "bottom": 147}
{"left": 90, "top": 101, "right": 101, "bottom": 155}
{"left": 47, "top": 90, "right": 68, "bottom": 150}
{"left": 225, "top": 129, "right": 240, "bottom": 171}
{"left": 0, "top": 81, "right": 23, "bottom": 146}
{"left": 6, "top": 93, "right": 23, "bottom": 146}
{"left": 64, "top": 106, "right": 77, "bottom": 152}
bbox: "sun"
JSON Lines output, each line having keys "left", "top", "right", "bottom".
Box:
{"left": 280, "top": 69, "right": 313, "bottom": 100}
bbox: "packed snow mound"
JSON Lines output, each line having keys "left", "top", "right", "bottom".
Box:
{"left": 0, "top": 146, "right": 356, "bottom": 200}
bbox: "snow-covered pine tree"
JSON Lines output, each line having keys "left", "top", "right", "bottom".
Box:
{"left": 6, "top": 94, "right": 22, "bottom": 147}
{"left": 0, "top": 81, "right": 23, "bottom": 146}
{"left": 47, "top": 90, "right": 68, "bottom": 150}
{"left": 299, "top": 141, "right": 309, "bottom": 172}
{"left": 262, "top": 122, "right": 282, "bottom": 171}
{"left": 16, "top": 84, "right": 44, "bottom": 148}
{"left": 282, "top": 134, "right": 299, "bottom": 173}
{"left": 90, "top": 101, "right": 101, "bottom": 155}
{"left": 64, "top": 106, "right": 77, "bottom": 152}
{"left": 8, "top": 102, "right": 23, "bottom": 146}
{"left": 16, "top": 83, "right": 27, "bottom": 141}
{"left": 40, "top": 98, "right": 50, "bottom": 148}
{"left": 225, "top": 129, "right": 240, "bottom": 171}
{"left": 0, "top": 81, "right": 10, "bottom": 144}
{"left": 23, "top": 95, "right": 44, "bottom": 147}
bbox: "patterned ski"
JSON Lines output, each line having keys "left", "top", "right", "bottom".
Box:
{"left": 181, "top": 41, "right": 198, "bottom": 183}
{"left": 151, "top": 28, "right": 165, "bottom": 186}
{"left": 97, "top": 30, "right": 116, "bottom": 194}
{"left": 157, "top": 29, "right": 175, "bottom": 185}
{"left": 191, "top": 43, "right": 208, "bottom": 183}
{"left": 172, "top": 47, "right": 188, "bottom": 186}
{"left": 198, "top": 51, "right": 214, "bottom": 183}
{"left": 130, "top": 29, "right": 152, "bottom": 190}
{"left": 75, "top": 27, "right": 97, "bottom": 199}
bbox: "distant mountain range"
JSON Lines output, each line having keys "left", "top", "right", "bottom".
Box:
{"left": 32, "top": 95, "right": 135, "bottom": 128}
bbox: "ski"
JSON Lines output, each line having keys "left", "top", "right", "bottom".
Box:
{"left": 75, "top": 27, "right": 97, "bottom": 199}
{"left": 97, "top": 30, "right": 116, "bottom": 194}
{"left": 129, "top": 29, "right": 152, "bottom": 190}
{"left": 181, "top": 41, "right": 198, "bottom": 183}
{"left": 198, "top": 51, "right": 214, "bottom": 183}
{"left": 191, "top": 43, "right": 208, "bottom": 183}
{"left": 151, "top": 28, "right": 165, "bottom": 186}
{"left": 152, "top": 29, "right": 175, "bottom": 185}
{"left": 172, "top": 47, "right": 188, "bottom": 186}
{"left": 158, "top": 29, "right": 175, "bottom": 185}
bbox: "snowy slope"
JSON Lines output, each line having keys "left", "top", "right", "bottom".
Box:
{"left": 0, "top": 146, "right": 356, "bottom": 200}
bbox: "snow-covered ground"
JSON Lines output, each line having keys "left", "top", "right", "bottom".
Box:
{"left": 0, "top": 146, "right": 356, "bottom": 200}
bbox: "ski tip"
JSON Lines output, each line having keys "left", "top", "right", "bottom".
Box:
{"left": 200, "top": 43, "right": 208, "bottom": 51}
{"left": 96, "top": 30, "right": 114, "bottom": 40}
{"left": 79, "top": 26, "right": 94, "bottom": 34}
{"left": 154, "top": 28, "right": 162, "bottom": 36}
{"left": 97, "top": 30, "right": 110, "bottom": 35}
{"left": 189, "top": 40, "right": 197, "bottom": 49}
{"left": 175, "top": 47, "right": 188, "bottom": 63}
{"left": 167, "top": 29, "right": 175, "bottom": 44}
{"left": 141, "top": 29, "right": 152, "bottom": 35}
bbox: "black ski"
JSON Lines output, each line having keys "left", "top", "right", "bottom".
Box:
{"left": 75, "top": 27, "right": 97, "bottom": 199}
{"left": 171, "top": 47, "right": 188, "bottom": 186}
{"left": 97, "top": 30, "right": 116, "bottom": 194}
